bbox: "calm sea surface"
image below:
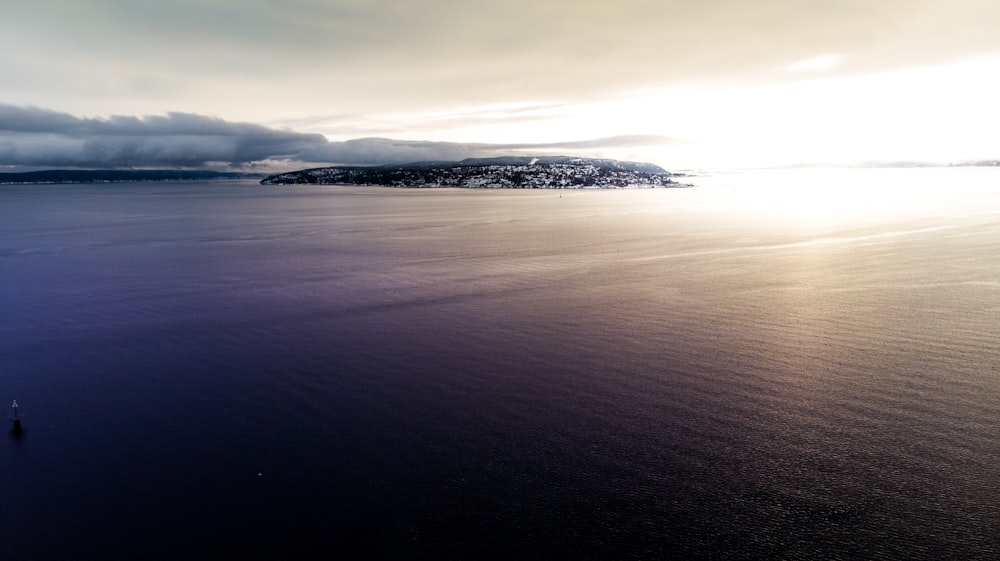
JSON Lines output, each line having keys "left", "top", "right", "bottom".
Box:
{"left": 2, "top": 169, "right": 999, "bottom": 559}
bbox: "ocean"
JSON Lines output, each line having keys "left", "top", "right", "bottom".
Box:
{"left": 2, "top": 168, "right": 999, "bottom": 559}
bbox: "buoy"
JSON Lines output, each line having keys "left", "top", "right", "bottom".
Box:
{"left": 11, "top": 400, "right": 23, "bottom": 435}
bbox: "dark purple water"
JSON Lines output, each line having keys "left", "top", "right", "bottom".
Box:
{"left": 2, "top": 171, "right": 999, "bottom": 559}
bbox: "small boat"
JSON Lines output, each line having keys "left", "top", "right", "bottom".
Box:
{"left": 11, "top": 400, "right": 23, "bottom": 434}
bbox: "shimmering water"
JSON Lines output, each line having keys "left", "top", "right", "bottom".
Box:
{"left": 2, "top": 169, "right": 999, "bottom": 560}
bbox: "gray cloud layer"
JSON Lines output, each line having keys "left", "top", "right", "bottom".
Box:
{"left": 0, "top": 104, "right": 673, "bottom": 170}
{"left": 4, "top": 1, "right": 998, "bottom": 119}
{"left": 297, "top": 135, "right": 681, "bottom": 165}
{"left": 0, "top": 105, "right": 328, "bottom": 168}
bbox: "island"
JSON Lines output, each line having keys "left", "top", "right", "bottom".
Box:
{"left": 260, "top": 156, "right": 689, "bottom": 189}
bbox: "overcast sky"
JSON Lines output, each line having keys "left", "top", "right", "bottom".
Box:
{"left": 2, "top": 0, "right": 999, "bottom": 170}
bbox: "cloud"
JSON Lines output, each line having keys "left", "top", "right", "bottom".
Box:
{"left": 0, "top": 104, "right": 328, "bottom": 169}
{"left": 0, "top": 104, "right": 678, "bottom": 170}
{"left": 495, "top": 135, "right": 683, "bottom": 151}
{"left": 296, "top": 138, "right": 485, "bottom": 165}
{"left": 5, "top": 1, "right": 999, "bottom": 123}
{"left": 294, "top": 135, "right": 682, "bottom": 165}
{"left": 786, "top": 55, "right": 842, "bottom": 72}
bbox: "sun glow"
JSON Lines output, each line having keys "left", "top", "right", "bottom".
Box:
{"left": 353, "top": 54, "right": 1000, "bottom": 170}
{"left": 692, "top": 167, "right": 1000, "bottom": 232}
{"left": 622, "top": 54, "right": 1000, "bottom": 169}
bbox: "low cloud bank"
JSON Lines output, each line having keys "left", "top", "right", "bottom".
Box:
{"left": 297, "top": 136, "right": 680, "bottom": 166}
{"left": 0, "top": 104, "right": 327, "bottom": 169}
{"left": 0, "top": 104, "right": 677, "bottom": 170}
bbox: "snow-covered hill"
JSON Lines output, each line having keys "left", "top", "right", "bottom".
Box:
{"left": 261, "top": 156, "right": 688, "bottom": 188}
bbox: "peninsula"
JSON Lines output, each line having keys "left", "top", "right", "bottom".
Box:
{"left": 260, "top": 156, "right": 687, "bottom": 188}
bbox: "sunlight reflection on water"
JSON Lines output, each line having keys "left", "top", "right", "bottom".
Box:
{"left": 689, "top": 167, "right": 1000, "bottom": 228}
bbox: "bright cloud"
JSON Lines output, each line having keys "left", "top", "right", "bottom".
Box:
{"left": 787, "top": 55, "right": 842, "bottom": 72}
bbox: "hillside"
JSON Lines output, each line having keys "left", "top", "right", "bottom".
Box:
{"left": 260, "top": 157, "right": 687, "bottom": 188}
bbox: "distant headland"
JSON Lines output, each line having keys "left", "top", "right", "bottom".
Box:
{"left": 260, "top": 156, "right": 689, "bottom": 189}
{"left": 0, "top": 169, "right": 256, "bottom": 184}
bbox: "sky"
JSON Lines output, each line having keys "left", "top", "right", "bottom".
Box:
{"left": 2, "top": 0, "right": 999, "bottom": 171}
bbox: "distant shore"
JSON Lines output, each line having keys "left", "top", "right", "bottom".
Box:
{"left": 0, "top": 170, "right": 260, "bottom": 184}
